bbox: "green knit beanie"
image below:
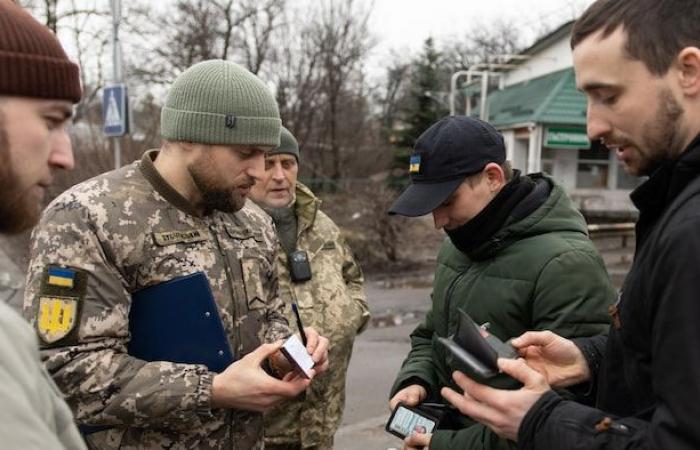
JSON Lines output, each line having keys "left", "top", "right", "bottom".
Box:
{"left": 268, "top": 126, "right": 300, "bottom": 160}
{"left": 161, "top": 60, "right": 281, "bottom": 147}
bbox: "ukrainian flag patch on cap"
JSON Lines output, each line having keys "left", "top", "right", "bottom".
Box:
{"left": 47, "top": 267, "right": 76, "bottom": 289}
{"left": 409, "top": 155, "right": 421, "bottom": 174}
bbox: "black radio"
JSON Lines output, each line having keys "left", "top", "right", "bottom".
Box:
{"left": 289, "top": 250, "right": 312, "bottom": 282}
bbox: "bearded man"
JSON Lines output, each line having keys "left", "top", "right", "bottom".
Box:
{"left": 23, "top": 60, "right": 329, "bottom": 450}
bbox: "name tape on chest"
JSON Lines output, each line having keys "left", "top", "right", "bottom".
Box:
{"left": 153, "top": 229, "right": 209, "bottom": 246}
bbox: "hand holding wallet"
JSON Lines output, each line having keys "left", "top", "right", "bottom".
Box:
{"left": 438, "top": 308, "right": 517, "bottom": 378}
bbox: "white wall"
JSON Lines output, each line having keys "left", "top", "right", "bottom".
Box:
{"left": 527, "top": 126, "right": 543, "bottom": 174}
{"left": 504, "top": 38, "right": 573, "bottom": 87}
{"left": 502, "top": 130, "right": 516, "bottom": 161}
{"left": 512, "top": 138, "right": 529, "bottom": 173}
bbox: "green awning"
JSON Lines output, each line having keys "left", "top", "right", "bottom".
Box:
{"left": 486, "top": 67, "right": 586, "bottom": 128}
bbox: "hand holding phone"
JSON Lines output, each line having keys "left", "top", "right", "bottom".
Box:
{"left": 280, "top": 334, "right": 315, "bottom": 379}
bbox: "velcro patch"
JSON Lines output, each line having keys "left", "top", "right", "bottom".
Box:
{"left": 153, "top": 229, "right": 209, "bottom": 246}
{"left": 322, "top": 241, "right": 336, "bottom": 250}
{"left": 47, "top": 267, "right": 76, "bottom": 288}
{"left": 38, "top": 296, "right": 78, "bottom": 343}
{"left": 37, "top": 266, "right": 88, "bottom": 346}
{"left": 226, "top": 225, "right": 263, "bottom": 242}
{"left": 409, "top": 155, "right": 421, "bottom": 174}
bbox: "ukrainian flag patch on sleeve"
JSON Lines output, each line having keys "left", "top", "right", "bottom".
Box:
{"left": 48, "top": 267, "right": 76, "bottom": 288}
{"left": 409, "top": 155, "right": 421, "bottom": 174}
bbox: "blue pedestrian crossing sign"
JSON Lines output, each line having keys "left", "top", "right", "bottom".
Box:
{"left": 103, "top": 83, "right": 129, "bottom": 137}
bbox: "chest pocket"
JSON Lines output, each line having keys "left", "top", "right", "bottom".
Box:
{"left": 240, "top": 256, "right": 266, "bottom": 311}
{"left": 141, "top": 228, "right": 212, "bottom": 287}
{"left": 225, "top": 225, "right": 269, "bottom": 311}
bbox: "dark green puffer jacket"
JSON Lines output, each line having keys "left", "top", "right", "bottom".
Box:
{"left": 390, "top": 175, "right": 614, "bottom": 450}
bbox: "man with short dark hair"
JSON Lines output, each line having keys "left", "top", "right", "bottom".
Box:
{"left": 387, "top": 115, "right": 613, "bottom": 450}
{"left": 0, "top": 0, "right": 86, "bottom": 447}
{"left": 442, "top": 1, "right": 700, "bottom": 449}
{"left": 23, "top": 60, "right": 329, "bottom": 450}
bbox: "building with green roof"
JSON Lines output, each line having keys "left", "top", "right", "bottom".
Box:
{"left": 467, "top": 21, "right": 638, "bottom": 218}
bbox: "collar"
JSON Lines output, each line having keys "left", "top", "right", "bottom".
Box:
{"left": 294, "top": 182, "right": 321, "bottom": 233}
{"left": 446, "top": 173, "right": 540, "bottom": 259}
{"left": 631, "top": 132, "right": 700, "bottom": 218}
{"left": 139, "top": 149, "right": 202, "bottom": 217}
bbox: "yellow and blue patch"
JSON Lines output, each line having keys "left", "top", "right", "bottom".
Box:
{"left": 409, "top": 155, "right": 421, "bottom": 174}
{"left": 37, "top": 266, "right": 86, "bottom": 346}
{"left": 38, "top": 296, "right": 78, "bottom": 343}
{"left": 47, "top": 267, "right": 76, "bottom": 289}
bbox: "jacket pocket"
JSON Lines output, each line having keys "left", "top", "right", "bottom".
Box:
{"left": 240, "top": 256, "right": 266, "bottom": 311}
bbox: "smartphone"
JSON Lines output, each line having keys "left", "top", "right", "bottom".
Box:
{"left": 280, "top": 334, "right": 314, "bottom": 379}
{"left": 385, "top": 402, "right": 439, "bottom": 440}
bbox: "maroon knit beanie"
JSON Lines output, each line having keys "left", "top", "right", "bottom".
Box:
{"left": 0, "top": 0, "right": 81, "bottom": 102}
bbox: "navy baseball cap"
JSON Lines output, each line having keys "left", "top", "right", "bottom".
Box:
{"left": 388, "top": 116, "right": 506, "bottom": 217}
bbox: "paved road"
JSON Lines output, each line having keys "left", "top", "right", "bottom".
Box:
{"left": 335, "top": 282, "right": 432, "bottom": 450}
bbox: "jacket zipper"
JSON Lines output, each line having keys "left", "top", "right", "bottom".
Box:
{"left": 209, "top": 222, "right": 241, "bottom": 358}
{"left": 443, "top": 268, "right": 470, "bottom": 336}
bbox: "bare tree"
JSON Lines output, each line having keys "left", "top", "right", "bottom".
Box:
{"left": 271, "top": 0, "right": 375, "bottom": 188}
{"left": 126, "top": 0, "right": 284, "bottom": 85}
{"left": 19, "top": 0, "right": 110, "bottom": 123}
{"left": 310, "top": 0, "right": 374, "bottom": 182}
{"left": 442, "top": 19, "right": 524, "bottom": 71}
{"left": 376, "top": 54, "right": 411, "bottom": 139}
{"left": 234, "top": 0, "right": 285, "bottom": 74}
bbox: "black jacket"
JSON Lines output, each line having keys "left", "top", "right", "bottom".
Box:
{"left": 518, "top": 135, "right": 700, "bottom": 450}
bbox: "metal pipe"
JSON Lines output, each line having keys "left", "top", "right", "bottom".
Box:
{"left": 479, "top": 71, "right": 489, "bottom": 120}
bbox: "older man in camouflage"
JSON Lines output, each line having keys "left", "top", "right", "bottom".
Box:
{"left": 249, "top": 127, "right": 370, "bottom": 450}
{"left": 23, "top": 60, "right": 329, "bottom": 450}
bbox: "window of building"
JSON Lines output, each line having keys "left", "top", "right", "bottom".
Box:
{"left": 576, "top": 146, "right": 609, "bottom": 188}
{"left": 541, "top": 147, "right": 555, "bottom": 175}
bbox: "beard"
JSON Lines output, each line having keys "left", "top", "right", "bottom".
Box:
{"left": 637, "top": 87, "right": 685, "bottom": 176}
{"left": 0, "top": 112, "right": 41, "bottom": 234}
{"left": 188, "top": 152, "right": 251, "bottom": 214}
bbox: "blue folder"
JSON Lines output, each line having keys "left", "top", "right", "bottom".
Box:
{"left": 128, "top": 272, "right": 234, "bottom": 373}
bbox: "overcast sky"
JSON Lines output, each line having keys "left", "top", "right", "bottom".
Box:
{"left": 366, "top": 0, "right": 596, "bottom": 73}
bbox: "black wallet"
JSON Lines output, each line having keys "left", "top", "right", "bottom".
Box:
{"left": 437, "top": 308, "right": 517, "bottom": 378}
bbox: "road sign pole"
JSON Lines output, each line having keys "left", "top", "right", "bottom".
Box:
{"left": 111, "top": 0, "right": 122, "bottom": 169}
{"left": 113, "top": 134, "right": 121, "bottom": 168}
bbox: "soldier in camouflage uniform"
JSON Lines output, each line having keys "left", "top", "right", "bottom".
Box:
{"left": 250, "top": 128, "right": 370, "bottom": 450}
{"left": 23, "top": 60, "right": 329, "bottom": 450}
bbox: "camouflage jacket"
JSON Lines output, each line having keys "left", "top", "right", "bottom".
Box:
{"left": 23, "top": 150, "right": 290, "bottom": 450}
{"left": 263, "top": 183, "right": 370, "bottom": 448}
